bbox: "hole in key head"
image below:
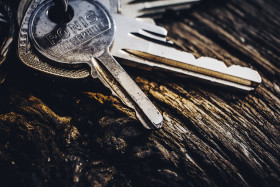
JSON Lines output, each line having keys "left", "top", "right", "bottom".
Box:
{"left": 48, "top": 5, "right": 74, "bottom": 24}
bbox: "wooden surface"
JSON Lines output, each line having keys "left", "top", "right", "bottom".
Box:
{"left": 0, "top": 0, "right": 280, "bottom": 186}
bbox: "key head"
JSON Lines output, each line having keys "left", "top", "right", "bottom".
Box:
{"left": 18, "top": 0, "right": 90, "bottom": 79}
{"left": 29, "top": 0, "right": 115, "bottom": 64}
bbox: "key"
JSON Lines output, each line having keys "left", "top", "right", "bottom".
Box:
{"left": 111, "top": 14, "right": 261, "bottom": 91}
{"left": 101, "top": 0, "right": 261, "bottom": 91}
{"left": 118, "top": 0, "right": 201, "bottom": 18}
{"left": 106, "top": 0, "right": 200, "bottom": 25}
{"left": 25, "top": 0, "right": 163, "bottom": 129}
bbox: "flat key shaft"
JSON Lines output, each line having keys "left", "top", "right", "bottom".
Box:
{"left": 94, "top": 52, "right": 163, "bottom": 129}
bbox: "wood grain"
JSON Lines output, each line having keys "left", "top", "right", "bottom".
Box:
{"left": 0, "top": 0, "right": 279, "bottom": 186}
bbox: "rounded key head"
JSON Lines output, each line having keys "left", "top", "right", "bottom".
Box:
{"left": 29, "top": 0, "right": 115, "bottom": 64}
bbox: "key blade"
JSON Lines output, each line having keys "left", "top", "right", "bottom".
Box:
{"left": 138, "top": 0, "right": 199, "bottom": 18}
{"left": 140, "top": 0, "right": 200, "bottom": 10}
{"left": 123, "top": 49, "right": 261, "bottom": 89}
{"left": 121, "top": 0, "right": 200, "bottom": 18}
{"left": 137, "top": 4, "right": 193, "bottom": 18}
{"left": 93, "top": 52, "right": 163, "bottom": 129}
{"left": 113, "top": 49, "right": 260, "bottom": 91}
{"left": 111, "top": 14, "right": 261, "bottom": 91}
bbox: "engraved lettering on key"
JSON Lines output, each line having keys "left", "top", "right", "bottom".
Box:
{"left": 86, "top": 10, "right": 99, "bottom": 24}
{"left": 43, "top": 11, "right": 101, "bottom": 47}
{"left": 45, "top": 28, "right": 70, "bottom": 45}
{"left": 68, "top": 20, "right": 83, "bottom": 34}
{"left": 79, "top": 17, "right": 88, "bottom": 28}
{"left": 30, "top": 1, "right": 110, "bottom": 58}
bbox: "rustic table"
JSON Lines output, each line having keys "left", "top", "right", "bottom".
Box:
{"left": 0, "top": 0, "right": 279, "bottom": 186}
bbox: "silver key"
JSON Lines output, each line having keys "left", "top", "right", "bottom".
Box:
{"left": 118, "top": 0, "right": 200, "bottom": 18}
{"left": 101, "top": 0, "right": 262, "bottom": 91}
{"left": 27, "top": 0, "right": 163, "bottom": 129}
{"left": 110, "top": 14, "right": 262, "bottom": 91}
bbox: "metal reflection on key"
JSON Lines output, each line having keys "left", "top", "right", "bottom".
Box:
{"left": 28, "top": 0, "right": 163, "bottom": 129}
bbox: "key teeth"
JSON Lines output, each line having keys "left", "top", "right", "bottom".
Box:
{"left": 196, "top": 57, "right": 227, "bottom": 69}
{"left": 228, "top": 65, "right": 262, "bottom": 84}
{"left": 196, "top": 57, "right": 262, "bottom": 84}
